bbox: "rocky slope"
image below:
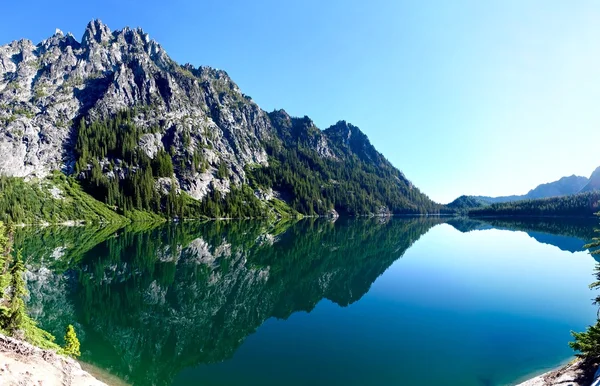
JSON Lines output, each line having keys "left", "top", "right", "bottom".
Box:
{"left": 0, "top": 20, "right": 437, "bottom": 216}
{"left": 515, "top": 359, "right": 597, "bottom": 386}
{"left": 0, "top": 333, "right": 106, "bottom": 386}
{"left": 580, "top": 166, "right": 600, "bottom": 193}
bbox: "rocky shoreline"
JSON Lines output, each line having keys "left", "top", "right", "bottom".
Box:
{"left": 0, "top": 333, "right": 106, "bottom": 386}
{"left": 515, "top": 359, "right": 598, "bottom": 386}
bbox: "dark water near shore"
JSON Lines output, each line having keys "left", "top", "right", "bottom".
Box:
{"left": 16, "top": 217, "right": 599, "bottom": 386}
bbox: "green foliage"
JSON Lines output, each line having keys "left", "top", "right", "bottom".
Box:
{"left": 74, "top": 110, "right": 263, "bottom": 219}
{"left": 72, "top": 109, "right": 298, "bottom": 219}
{"left": 447, "top": 195, "right": 489, "bottom": 211}
{"left": 62, "top": 325, "right": 81, "bottom": 357}
{"left": 469, "top": 192, "right": 600, "bottom": 218}
{"left": 6, "top": 250, "right": 27, "bottom": 334}
{"left": 75, "top": 111, "right": 165, "bottom": 216}
{"left": 217, "top": 161, "right": 228, "bottom": 179}
{"left": 152, "top": 149, "right": 174, "bottom": 177}
{"left": 570, "top": 321, "right": 600, "bottom": 359}
{"left": 23, "top": 217, "right": 442, "bottom": 385}
{"left": 247, "top": 142, "right": 440, "bottom": 216}
{"left": 584, "top": 223, "right": 600, "bottom": 257}
{"left": 570, "top": 214, "right": 600, "bottom": 359}
{"left": 0, "top": 222, "right": 59, "bottom": 350}
{"left": 14, "top": 224, "right": 126, "bottom": 273}
{"left": 191, "top": 149, "right": 208, "bottom": 173}
{"left": 11, "top": 107, "right": 33, "bottom": 118}
{"left": 187, "top": 186, "right": 271, "bottom": 219}
{"left": 0, "top": 172, "right": 127, "bottom": 224}
{"left": 70, "top": 108, "right": 444, "bottom": 220}
{"left": 34, "top": 88, "right": 47, "bottom": 99}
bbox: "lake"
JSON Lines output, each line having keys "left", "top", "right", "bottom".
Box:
{"left": 15, "top": 217, "right": 600, "bottom": 386}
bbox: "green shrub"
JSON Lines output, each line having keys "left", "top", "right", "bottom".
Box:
{"left": 62, "top": 325, "right": 81, "bottom": 358}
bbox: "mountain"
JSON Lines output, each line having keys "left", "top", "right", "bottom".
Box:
{"left": 526, "top": 175, "right": 589, "bottom": 198}
{"left": 460, "top": 174, "right": 590, "bottom": 205}
{"left": 446, "top": 195, "right": 489, "bottom": 210}
{"left": 580, "top": 166, "right": 600, "bottom": 193}
{"left": 0, "top": 20, "right": 440, "bottom": 220}
{"left": 447, "top": 217, "right": 597, "bottom": 254}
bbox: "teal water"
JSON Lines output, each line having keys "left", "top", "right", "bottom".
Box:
{"left": 16, "top": 217, "right": 599, "bottom": 386}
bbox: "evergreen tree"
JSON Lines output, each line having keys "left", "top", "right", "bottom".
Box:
{"left": 469, "top": 192, "right": 600, "bottom": 218}
{"left": 570, "top": 218, "right": 600, "bottom": 358}
{"left": 7, "top": 250, "right": 27, "bottom": 334}
{"left": 63, "top": 324, "right": 81, "bottom": 358}
{"left": 570, "top": 321, "right": 600, "bottom": 358}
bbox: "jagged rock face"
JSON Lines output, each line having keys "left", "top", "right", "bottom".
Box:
{"left": 268, "top": 110, "right": 337, "bottom": 159}
{"left": 0, "top": 20, "right": 271, "bottom": 199}
{"left": 0, "top": 19, "right": 428, "bottom": 210}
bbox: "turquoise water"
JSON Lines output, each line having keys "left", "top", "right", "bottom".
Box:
{"left": 18, "top": 218, "right": 599, "bottom": 386}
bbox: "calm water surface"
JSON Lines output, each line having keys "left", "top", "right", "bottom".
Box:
{"left": 16, "top": 217, "right": 599, "bottom": 386}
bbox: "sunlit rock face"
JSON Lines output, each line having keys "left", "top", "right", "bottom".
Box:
{"left": 0, "top": 20, "right": 271, "bottom": 199}
{"left": 0, "top": 20, "right": 429, "bottom": 216}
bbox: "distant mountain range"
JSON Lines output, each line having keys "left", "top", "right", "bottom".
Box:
{"left": 580, "top": 166, "right": 600, "bottom": 193}
{"left": 475, "top": 174, "right": 589, "bottom": 203}
{"left": 449, "top": 167, "right": 600, "bottom": 209}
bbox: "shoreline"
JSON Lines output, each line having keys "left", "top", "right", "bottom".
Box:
{"left": 0, "top": 333, "right": 106, "bottom": 386}
{"left": 510, "top": 358, "right": 572, "bottom": 386}
{"left": 513, "top": 358, "right": 597, "bottom": 386}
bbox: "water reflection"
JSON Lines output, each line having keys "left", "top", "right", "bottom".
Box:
{"left": 19, "top": 217, "right": 443, "bottom": 385}
{"left": 16, "top": 216, "right": 599, "bottom": 386}
{"left": 447, "top": 217, "right": 598, "bottom": 254}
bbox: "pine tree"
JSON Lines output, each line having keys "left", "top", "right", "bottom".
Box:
{"left": 570, "top": 320, "right": 600, "bottom": 358}
{"left": 0, "top": 222, "right": 11, "bottom": 297}
{"left": 7, "top": 250, "right": 27, "bottom": 334}
{"left": 63, "top": 324, "right": 81, "bottom": 358}
{"left": 570, "top": 220, "right": 600, "bottom": 359}
{"left": 0, "top": 222, "right": 11, "bottom": 320}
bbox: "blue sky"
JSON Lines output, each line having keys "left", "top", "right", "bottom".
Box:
{"left": 1, "top": 0, "right": 599, "bottom": 203}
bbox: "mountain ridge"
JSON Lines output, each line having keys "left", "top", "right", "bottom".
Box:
{"left": 449, "top": 172, "right": 594, "bottom": 209}
{"left": 474, "top": 174, "right": 589, "bottom": 204}
{"left": 579, "top": 166, "right": 600, "bottom": 193}
{"left": 0, "top": 20, "right": 440, "bottom": 220}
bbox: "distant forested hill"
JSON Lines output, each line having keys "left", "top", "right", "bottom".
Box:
{"left": 447, "top": 195, "right": 489, "bottom": 210}
{"left": 468, "top": 191, "right": 600, "bottom": 218}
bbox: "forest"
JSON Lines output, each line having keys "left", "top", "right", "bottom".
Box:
{"left": 0, "top": 222, "right": 80, "bottom": 356}
{"left": 70, "top": 109, "right": 444, "bottom": 220}
{"left": 74, "top": 110, "right": 279, "bottom": 219}
{"left": 468, "top": 191, "right": 600, "bottom": 218}
{"left": 247, "top": 116, "right": 443, "bottom": 216}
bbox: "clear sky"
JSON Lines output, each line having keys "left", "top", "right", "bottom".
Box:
{"left": 1, "top": 0, "right": 599, "bottom": 203}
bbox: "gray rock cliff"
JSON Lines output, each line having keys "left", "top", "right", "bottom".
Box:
{"left": 0, "top": 20, "right": 271, "bottom": 200}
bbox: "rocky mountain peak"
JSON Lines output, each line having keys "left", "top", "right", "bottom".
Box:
{"left": 0, "top": 19, "right": 271, "bottom": 188}
{"left": 324, "top": 121, "right": 378, "bottom": 161}
{"left": 0, "top": 20, "right": 437, "bottom": 216}
{"left": 268, "top": 109, "right": 292, "bottom": 128}
{"left": 82, "top": 19, "right": 112, "bottom": 46}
